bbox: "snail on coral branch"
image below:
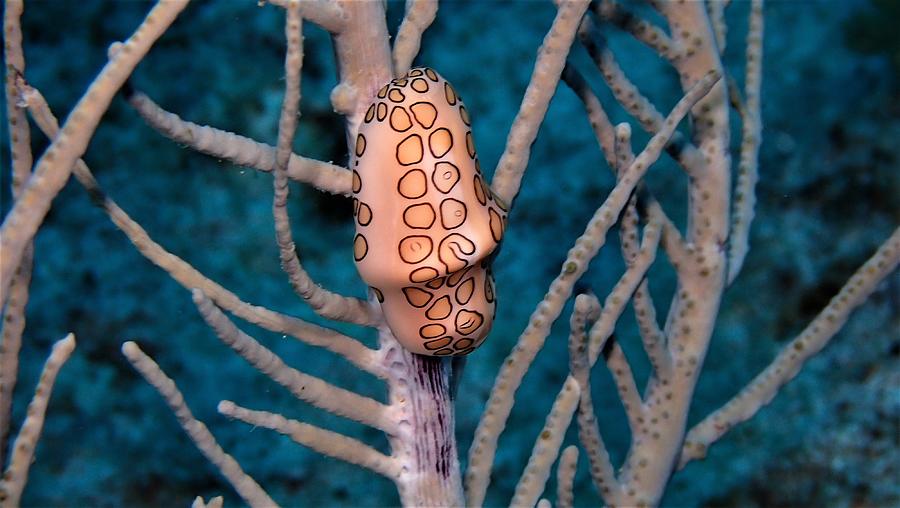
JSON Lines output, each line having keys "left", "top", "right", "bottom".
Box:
{"left": 352, "top": 67, "right": 507, "bottom": 356}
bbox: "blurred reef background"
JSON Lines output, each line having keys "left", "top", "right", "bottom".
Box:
{"left": 0, "top": 0, "right": 897, "bottom": 506}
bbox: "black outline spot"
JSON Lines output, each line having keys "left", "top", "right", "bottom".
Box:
{"left": 428, "top": 128, "right": 453, "bottom": 158}
{"left": 455, "top": 277, "right": 475, "bottom": 305}
{"left": 426, "top": 277, "right": 445, "bottom": 290}
{"left": 489, "top": 208, "right": 503, "bottom": 242}
{"left": 455, "top": 309, "right": 484, "bottom": 336}
{"left": 465, "top": 131, "right": 476, "bottom": 158}
{"left": 410, "top": 102, "right": 437, "bottom": 129}
{"left": 353, "top": 234, "right": 368, "bottom": 261}
{"left": 399, "top": 235, "right": 433, "bottom": 264}
{"left": 473, "top": 175, "right": 487, "bottom": 205}
{"left": 352, "top": 198, "right": 359, "bottom": 216}
{"left": 440, "top": 198, "right": 467, "bottom": 230}
{"left": 459, "top": 104, "right": 470, "bottom": 125}
{"left": 396, "top": 134, "right": 424, "bottom": 166}
{"left": 408, "top": 69, "right": 424, "bottom": 77}
{"left": 485, "top": 275, "right": 495, "bottom": 303}
{"left": 352, "top": 170, "right": 362, "bottom": 193}
{"left": 424, "top": 68, "right": 439, "bottom": 82}
{"left": 377, "top": 102, "right": 388, "bottom": 121}
{"left": 371, "top": 287, "right": 384, "bottom": 303}
{"left": 403, "top": 203, "right": 436, "bottom": 229}
{"left": 439, "top": 234, "right": 476, "bottom": 273}
{"left": 390, "top": 106, "right": 412, "bottom": 132}
{"left": 432, "top": 161, "right": 460, "bottom": 194}
{"left": 410, "top": 267, "right": 439, "bottom": 283}
{"left": 444, "top": 82, "right": 457, "bottom": 105}
{"left": 454, "top": 338, "right": 475, "bottom": 350}
{"left": 403, "top": 287, "right": 434, "bottom": 308}
{"left": 426, "top": 296, "right": 453, "bottom": 320}
{"left": 355, "top": 133, "right": 366, "bottom": 157}
{"left": 388, "top": 88, "right": 406, "bottom": 103}
{"left": 411, "top": 78, "right": 429, "bottom": 93}
{"left": 357, "top": 202, "right": 372, "bottom": 226}
{"left": 393, "top": 78, "right": 408, "bottom": 87}
{"left": 365, "top": 104, "right": 375, "bottom": 123}
{"left": 423, "top": 335, "right": 453, "bottom": 351}
{"left": 433, "top": 348, "right": 454, "bottom": 356}
{"left": 424, "top": 336, "right": 453, "bottom": 350}
{"left": 420, "top": 323, "right": 446, "bottom": 338}
{"left": 482, "top": 178, "right": 493, "bottom": 201}
{"left": 398, "top": 169, "right": 428, "bottom": 199}
{"left": 377, "top": 85, "right": 388, "bottom": 98}
{"left": 447, "top": 266, "right": 471, "bottom": 287}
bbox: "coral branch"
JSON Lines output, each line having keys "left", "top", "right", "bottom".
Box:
{"left": 578, "top": 16, "right": 704, "bottom": 175}
{"left": 604, "top": 6, "right": 732, "bottom": 500}
{"left": 18, "top": 81, "right": 381, "bottom": 376}
{"left": 378, "top": 327, "right": 464, "bottom": 506}
{"left": 516, "top": 215, "right": 661, "bottom": 508}
{"left": 567, "top": 294, "right": 621, "bottom": 502}
{"left": 510, "top": 377, "right": 581, "bottom": 508}
{"left": 121, "top": 342, "right": 276, "bottom": 508}
{"left": 556, "top": 445, "right": 579, "bottom": 508}
{"left": 0, "top": 0, "right": 189, "bottom": 306}
{"left": 615, "top": 124, "right": 671, "bottom": 379}
{"left": 3, "top": 0, "right": 31, "bottom": 198}
{"left": 645, "top": 197, "right": 689, "bottom": 271}
{"left": 0, "top": 0, "right": 33, "bottom": 464}
{"left": 126, "top": 90, "right": 352, "bottom": 196}
{"left": 607, "top": 341, "right": 644, "bottom": 433}
{"left": 392, "top": 0, "right": 438, "bottom": 76}
{"left": 466, "top": 74, "right": 716, "bottom": 506}
{"left": 0, "top": 334, "right": 75, "bottom": 508}
{"left": 680, "top": 226, "right": 900, "bottom": 467}
{"left": 270, "top": 6, "right": 374, "bottom": 326}
{"left": 658, "top": 0, "right": 731, "bottom": 247}
{"left": 191, "top": 496, "right": 224, "bottom": 508}
{"left": 706, "top": 0, "right": 728, "bottom": 54}
{"left": 490, "top": 0, "right": 590, "bottom": 207}
{"left": 330, "top": 0, "right": 392, "bottom": 139}
{"left": 561, "top": 64, "right": 617, "bottom": 169}
{"left": 594, "top": 0, "right": 682, "bottom": 62}
{"left": 588, "top": 216, "right": 662, "bottom": 363}
{"left": 219, "top": 401, "right": 400, "bottom": 479}
{"left": 267, "top": 0, "right": 346, "bottom": 33}
{"left": 192, "top": 290, "right": 394, "bottom": 433}
{"left": 0, "top": 249, "right": 30, "bottom": 467}
{"left": 726, "top": 0, "right": 764, "bottom": 285}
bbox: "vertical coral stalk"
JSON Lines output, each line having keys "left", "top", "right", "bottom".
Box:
{"left": 615, "top": 3, "right": 732, "bottom": 505}
{"left": 379, "top": 326, "right": 463, "bottom": 506}
{"left": 330, "top": 0, "right": 393, "bottom": 142}
{"left": 0, "top": 0, "right": 33, "bottom": 466}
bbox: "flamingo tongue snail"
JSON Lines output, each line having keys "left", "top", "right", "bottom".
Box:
{"left": 351, "top": 67, "right": 507, "bottom": 356}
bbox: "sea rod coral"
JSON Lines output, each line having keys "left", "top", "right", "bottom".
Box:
{"left": 1, "top": 0, "right": 897, "bottom": 506}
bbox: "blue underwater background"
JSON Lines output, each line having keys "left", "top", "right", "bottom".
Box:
{"left": 1, "top": 0, "right": 898, "bottom": 506}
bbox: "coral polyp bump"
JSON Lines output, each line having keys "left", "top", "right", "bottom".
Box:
{"left": 352, "top": 67, "right": 507, "bottom": 356}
